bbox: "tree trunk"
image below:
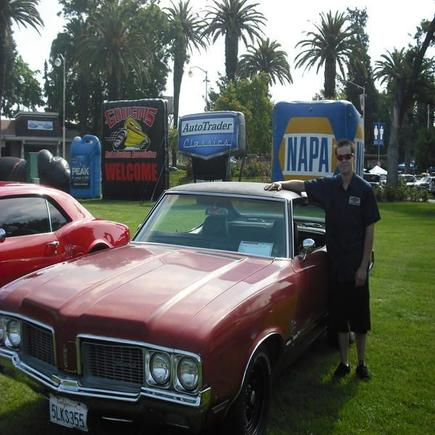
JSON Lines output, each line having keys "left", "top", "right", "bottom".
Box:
{"left": 78, "top": 70, "right": 89, "bottom": 135}
{"left": 172, "top": 52, "right": 185, "bottom": 129}
{"left": 108, "top": 64, "right": 121, "bottom": 100}
{"left": 324, "top": 57, "right": 336, "bottom": 99}
{"left": 387, "top": 101, "right": 400, "bottom": 186}
{"left": 225, "top": 31, "right": 239, "bottom": 81}
{"left": 0, "top": 30, "right": 9, "bottom": 118}
{"left": 388, "top": 16, "right": 434, "bottom": 186}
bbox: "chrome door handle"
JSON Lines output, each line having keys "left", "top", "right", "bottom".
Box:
{"left": 47, "top": 241, "right": 60, "bottom": 247}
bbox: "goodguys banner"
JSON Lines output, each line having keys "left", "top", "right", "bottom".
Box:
{"left": 102, "top": 99, "right": 168, "bottom": 200}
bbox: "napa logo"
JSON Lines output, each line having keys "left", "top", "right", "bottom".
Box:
{"left": 279, "top": 117, "right": 335, "bottom": 178}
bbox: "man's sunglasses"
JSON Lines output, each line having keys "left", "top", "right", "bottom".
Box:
{"left": 336, "top": 153, "right": 354, "bottom": 161}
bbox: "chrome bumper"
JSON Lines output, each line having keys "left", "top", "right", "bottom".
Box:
{"left": 0, "top": 348, "right": 211, "bottom": 408}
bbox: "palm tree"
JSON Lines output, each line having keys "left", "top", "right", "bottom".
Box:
{"left": 166, "top": 0, "right": 206, "bottom": 129}
{"left": 0, "top": 0, "right": 43, "bottom": 115}
{"left": 374, "top": 17, "right": 435, "bottom": 187}
{"left": 374, "top": 49, "right": 409, "bottom": 184}
{"left": 239, "top": 37, "right": 292, "bottom": 86}
{"left": 204, "top": 0, "right": 266, "bottom": 81}
{"left": 81, "top": 0, "right": 149, "bottom": 100}
{"left": 295, "top": 10, "right": 354, "bottom": 99}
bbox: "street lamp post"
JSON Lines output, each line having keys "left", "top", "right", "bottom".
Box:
{"left": 54, "top": 54, "right": 66, "bottom": 159}
{"left": 188, "top": 66, "right": 209, "bottom": 111}
{"left": 342, "top": 79, "right": 366, "bottom": 168}
{"left": 345, "top": 79, "right": 365, "bottom": 122}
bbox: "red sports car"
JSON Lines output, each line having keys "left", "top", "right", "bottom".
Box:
{"left": 0, "top": 181, "right": 130, "bottom": 286}
{"left": 0, "top": 182, "right": 328, "bottom": 434}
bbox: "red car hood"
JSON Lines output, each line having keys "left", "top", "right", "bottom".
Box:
{"left": 0, "top": 243, "right": 279, "bottom": 350}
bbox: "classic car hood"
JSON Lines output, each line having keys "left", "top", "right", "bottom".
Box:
{"left": 0, "top": 243, "right": 278, "bottom": 349}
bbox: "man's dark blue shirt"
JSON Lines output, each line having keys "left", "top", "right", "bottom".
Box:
{"left": 305, "top": 174, "right": 381, "bottom": 282}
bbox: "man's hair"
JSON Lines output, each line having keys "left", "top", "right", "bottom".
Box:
{"left": 335, "top": 139, "right": 355, "bottom": 154}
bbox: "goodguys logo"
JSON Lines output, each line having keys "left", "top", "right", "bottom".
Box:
{"left": 104, "top": 106, "right": 158, "bottom": 129}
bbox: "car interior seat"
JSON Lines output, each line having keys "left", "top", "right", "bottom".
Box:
{"left": 202, "top": 215, "right": 229, "bottom": 239}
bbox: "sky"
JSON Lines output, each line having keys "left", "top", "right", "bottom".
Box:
{"left": 12, "top": 0, "right": 435, "bottom": 118}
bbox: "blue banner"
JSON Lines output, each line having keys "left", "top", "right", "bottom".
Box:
{"left": 178, "top": 112, "right": 245, "bottom": 159}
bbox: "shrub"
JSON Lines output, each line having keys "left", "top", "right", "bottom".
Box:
{"left": 376, "top": 182, "right": 429, "bottom": 202}
{"left": 239, "top": 158, "right": 271, "bottom": 181}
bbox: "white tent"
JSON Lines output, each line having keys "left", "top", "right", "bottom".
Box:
{"left": 369, "top": 165, "right": 387, "bottom": 175}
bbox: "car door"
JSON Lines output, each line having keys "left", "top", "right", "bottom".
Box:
{"left": 0, "top": 196, "right": 67, "bottom": 286}
{"left": 290, "top": 202, "right": 328, "bottom": 334}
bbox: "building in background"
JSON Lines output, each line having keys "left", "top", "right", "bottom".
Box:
{"left": 0, "top": 111, "right": 75, "bottom": 181}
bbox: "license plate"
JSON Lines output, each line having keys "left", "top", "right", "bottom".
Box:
{"left": 49, "top": 394, "right": 88, "bottom": 432}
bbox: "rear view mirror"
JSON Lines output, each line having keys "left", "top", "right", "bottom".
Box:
{"left": 0, "top": 228, "right": 6, "bottom": 242}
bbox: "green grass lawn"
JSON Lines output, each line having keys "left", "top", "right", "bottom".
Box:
{"left": 1, "top": 201, "right": 434, "bottom": 434}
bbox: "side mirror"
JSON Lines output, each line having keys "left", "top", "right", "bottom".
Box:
{"left": 0, "top": 228, "right": 6, "bottom": 243}
{"left": 300, "top": 238, "right": 315, "bottom": 261}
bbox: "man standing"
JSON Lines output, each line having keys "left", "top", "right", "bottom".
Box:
{"left": 265, "top": 139, "right": 380, "bottom": 380}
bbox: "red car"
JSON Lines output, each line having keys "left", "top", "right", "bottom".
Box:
{"left": 0, "top": 182, "right": 327, "bottom": 434}
{"left": 0, "top": 181, "right": 130, "bottom": 286}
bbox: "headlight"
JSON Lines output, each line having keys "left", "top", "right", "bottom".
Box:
{"left": 0, "top": 318, "right": 5, "bottom": 344}
{"left": 6, "top": 319, "right": 22, "bottom": 348}
{"left": 177, "top": 357, "right": 199, "bottom": 391}
{"left": 150, "top": 352, "right": 171, "bottom": 385}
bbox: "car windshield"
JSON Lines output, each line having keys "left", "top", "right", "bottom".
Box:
{"left": 134, "top": 193, "right": 287, "bottom": 257}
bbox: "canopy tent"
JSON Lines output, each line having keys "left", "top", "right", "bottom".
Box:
{"left": 369, "top": 165, "right": 387, "bottom": 175}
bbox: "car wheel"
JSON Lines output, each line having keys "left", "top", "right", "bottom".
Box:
{"left": 224, "top": 349, "right": 271, "bottom": 435}
{"left": 89, "top": 244, "right": 109, "bottom": 253}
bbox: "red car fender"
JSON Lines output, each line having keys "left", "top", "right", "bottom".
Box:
{"left": 89, "top": 219, "right": 130, "bottom": 248}
{"left": 201, "top": 277, "right": 294, "bottom": 410}
{"left": 58, "top": 219, "right": 129, "bottom": 255}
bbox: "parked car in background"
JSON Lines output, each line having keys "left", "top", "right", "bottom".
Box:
{"left": 399, "top": 174, "right": 417, "bottom": 186}
{"left": 363, "top": 173, "right": 382, "bottom": 188}
{"left": 427, "top": 176, "right": 435, "bottom": 196}
{"left": 0, "top": 182, "right": 329, "bottom": 434}
{"left": 0, "top": 181, "right": 130, "bottom": 286}
{"left": 412, "top": 174, "right": 431, "bottom": 189}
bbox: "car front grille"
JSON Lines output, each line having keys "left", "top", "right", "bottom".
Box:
{"left": 82, "top": 341, "right": 144, "bottom": 386}
{"left": 22, "top": 322, "right": 56, "bottom": 366}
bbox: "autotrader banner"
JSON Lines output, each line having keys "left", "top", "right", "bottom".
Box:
{"left": 102, "top": 99, "right": 168, "bottom": 200}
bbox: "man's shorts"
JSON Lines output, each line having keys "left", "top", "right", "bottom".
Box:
{"left": 329, "top": 279, "right": 371, "bottom": 334}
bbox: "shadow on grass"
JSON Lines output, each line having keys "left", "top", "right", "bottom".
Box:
{"left": 0, "top": 396, "right": 195, "bottom": 435}
{"left": 268, "top": 336, "right": 361, "bottom": 434}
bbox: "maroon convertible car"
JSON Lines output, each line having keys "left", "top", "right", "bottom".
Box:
{"left": 0, "top": 182, "right": 328, "bottom": 434}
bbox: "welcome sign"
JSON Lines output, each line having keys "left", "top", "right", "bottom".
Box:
{"left": 272, "top": 101, "right": 364, "bottom": 182}
{"left": 102, "top": 99, "right": 168, "bottom": 200}
{"left": 178, "top": 112, "right": 245, "bottom": 159}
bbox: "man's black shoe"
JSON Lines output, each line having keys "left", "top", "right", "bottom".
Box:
{"left": 333, "top": 362, "right": 350, "bottom": 379}
{"left": 356, "top": 364, "right": 370, "bottom": 380}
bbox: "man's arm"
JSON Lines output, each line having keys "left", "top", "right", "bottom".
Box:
{"left": 355, "top": 223, "right": 375, "bottom": 287}
{"left": 264, "top": 180, "right": 306, "bottom": 193}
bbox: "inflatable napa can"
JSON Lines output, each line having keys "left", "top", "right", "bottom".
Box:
{"left": 178, "top": 111, "right": 246, "bottom": 159}
{"left": 70, "top": 135, "right": 101, "bottom": 198}
{"left": 272, "top": 100, "right": 364, "bottom": 181}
